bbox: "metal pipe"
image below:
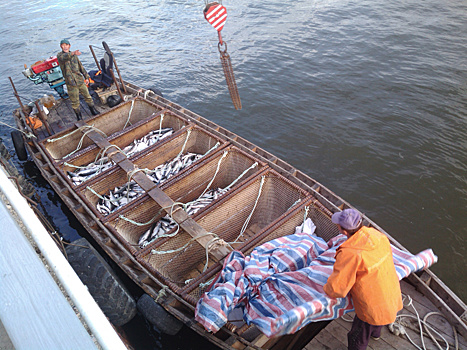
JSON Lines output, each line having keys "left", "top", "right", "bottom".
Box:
{"left": 0, "top": 168, "right": 127, "bottom": 350}
{"left": 89, "top": 45, "right": 101, "bottom": 71}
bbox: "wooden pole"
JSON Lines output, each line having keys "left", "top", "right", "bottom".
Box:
{"left": 34, "top": 101, "right": 52, "bottom": 136}
{"left": 89, "top": 45, "right": 101, "bottom": 70}
{"left": 112, "top": 55, "right": 127, "bottom": 93}
{"left": 109, "top": 68, "right": 125, "bottom": 103}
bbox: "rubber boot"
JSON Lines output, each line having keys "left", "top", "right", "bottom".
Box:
{"left": 74, "top": 108, "right": 82, "bottom": 121}
{"left": 88, "top": 104, "right": 99, "bottom": 116}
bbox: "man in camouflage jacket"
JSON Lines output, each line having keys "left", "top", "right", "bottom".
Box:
{"left": 57, "top": 39, "right": 99, "bottom": 120}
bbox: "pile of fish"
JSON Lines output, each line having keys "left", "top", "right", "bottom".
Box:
{"left": 138, "top": 187, "right": 228, "bottom": 248}
{"left": 96, "top": 152, "right": 203, "bottom": 216}
{"left": 67, "top": 127, "right": 174, "bottom": 186}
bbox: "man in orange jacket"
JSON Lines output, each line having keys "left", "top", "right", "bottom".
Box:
{"left": 324, "top": 209, "right": 403, "bottom": 350}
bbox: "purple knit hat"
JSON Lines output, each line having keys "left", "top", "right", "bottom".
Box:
{"left": 331, "top": 209, "right": 362, "bottom": 230}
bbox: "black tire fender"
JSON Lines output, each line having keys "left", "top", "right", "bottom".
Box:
{"left": 11, "top": 130, "right": 27, "bottom": 161}
{"left": 137, "top": 293, "right": 183, "bottom": 335}
{"left": 66, "top": 238, "right": 137, "bottom": 327}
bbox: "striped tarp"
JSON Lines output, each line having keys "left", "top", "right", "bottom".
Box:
{"left": 194, "top": 229, "right": 437, "bottom": 337}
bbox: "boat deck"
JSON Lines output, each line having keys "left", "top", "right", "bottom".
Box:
{"left": 31, "top": 88, "right": 115, "bottom": 140}
{"left": 306, "top": 280, "right": 466, "bottom": 349}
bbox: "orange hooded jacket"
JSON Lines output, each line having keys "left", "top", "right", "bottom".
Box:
{"left": 323, "top": 226, "right": 403, "bottom": 325}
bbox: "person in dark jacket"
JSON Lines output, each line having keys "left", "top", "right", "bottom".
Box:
{"left": 57, "top": 39, "right": 99, "bottom": 120}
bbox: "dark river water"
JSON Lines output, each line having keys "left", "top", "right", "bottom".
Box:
{"left": 0, "top": 0, "right": 466, "bottom": 348}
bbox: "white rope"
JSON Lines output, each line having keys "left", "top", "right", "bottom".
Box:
{"left": 0, "top": 121, "right": 36, "bottom": 139}
{"left": 158, "top": 113, "right": 165, "bottom": 134}
{"left": 389, "top": 294, "right": 453, "bottom": 350}
{"left": 155, "top": 285, "right": 168, "bottom": 303}
{"left": 203, "top": 141, "right": 220, "bottom": 157}
{"left": 223, "top": 162, "right": 258, "bottom": 192}
{"left": 122, "top": 99, "right": 135, "bottom": 130}
{"left": 47, "top": 125, "right": 107, "bottom": 159}
{"left": 231, "top": 175, "right": 265, "bottom": 244}
{"left": 198, "top": 151, "right": 228, "bottom": 199}
{"left": 175, "top": 129, "right": 192, "bottom": 159}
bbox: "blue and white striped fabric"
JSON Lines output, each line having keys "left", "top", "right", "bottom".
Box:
{"left": 195, "top": 231, "right": 437, "bottom": 337}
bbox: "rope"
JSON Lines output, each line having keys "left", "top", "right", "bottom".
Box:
{"left": 122, "top": 99, "right": 135, "bottom": 130}
{"left": 223, "top": 162, "right": 258, "bottom": 192}
{"left": 46, "top": 125, "right": 107, "bottom": 159}
{"left": 158, "top": 113, "right": 165, "bottom": 134}
{"left": 203, "top": 141, "right": 221, "bottom": 157}
{"left": 231, "top": 175, "right": 265, "bottom": 244}
{"left": 389, "top": 294, "right": 454, "bottom": 350}
{"left": 155, "top": 285, "right": 169, "bottom": 303}
{"left": 198, "top": 150, "right": 228, "bottom": 199}
{"left": 0, "top": 121, "right": 36, "bottom": 139}
{"left": 174, "top": 129, "right": 191, "bottom": 159}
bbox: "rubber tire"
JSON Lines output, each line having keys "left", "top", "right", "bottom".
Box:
{"left": 149, "top": 87, "right": 163, "bottom": 97}
{"left": 11, "top": 130, "right": 27, "bottom": 161}
{"left": 66, "top": 238, "right": 137, "bottom": 327}
{"left": 137, "top": 293, "right": 183, "bottom": 335}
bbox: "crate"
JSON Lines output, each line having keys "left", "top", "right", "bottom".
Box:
{"left": 96, "top": 89, "right": 119, "bottom": 104}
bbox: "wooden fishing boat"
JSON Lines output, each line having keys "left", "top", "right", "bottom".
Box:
{"left": 10, "top": 48, "right": 467, "bottom": 349}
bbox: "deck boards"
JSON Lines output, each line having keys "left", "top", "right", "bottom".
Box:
{"left": 304, "top": 279, "right": 466, "bottom": 350}
{"left": 35, "top": 88, "right": 113, "bottom": 141}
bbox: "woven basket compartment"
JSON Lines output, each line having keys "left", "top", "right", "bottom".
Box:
{"left": 183, "top": 198, "right": 340, "bottom": 302}
{"left": 78, "top": 125, "right": 225, "bottom": 218}
{"left": 194, "top": 169, "right": 310, "bottom": 247}
{"left": 105, "top": 195, "right": 163, "bottom": 254}
{"left": 41, "top": 97, "right": 165, "bottom": 161}
{"left": 58, "top": 111, "right": 188, "bottom": 186}
{"left": 138, "top": 169, "right": 309, "bottom": 285}
{"left": 105, "top": 146, "right": 264, "bottom": 254}
{"left": 161, "top": 146, "right": 265, "bottom": 205}
{"left": 84, "top": 97, "right": 166, "bottom": 140}
{"left": 239, "top": 199, "right": 341, "bottom": 256}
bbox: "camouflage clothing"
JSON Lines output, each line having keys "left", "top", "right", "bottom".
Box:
{"left": 57, "top": 51, "right": 94, "bottom": 109}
